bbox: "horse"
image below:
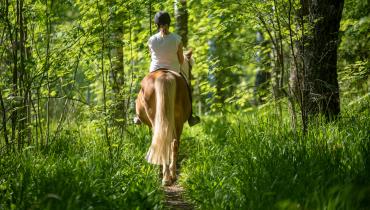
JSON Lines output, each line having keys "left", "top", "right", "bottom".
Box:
{"left": 135, "top": 51, "right": 194, "bottom": 186}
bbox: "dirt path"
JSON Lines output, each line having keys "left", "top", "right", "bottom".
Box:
{"left": 164, "top": 183, "right": 193, "bottom": 210}
{"left": 162, "top": 151, "right": 194, "bottom": 209}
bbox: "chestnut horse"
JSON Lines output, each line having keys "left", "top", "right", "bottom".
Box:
{"left": 135, "top": 53, "right": 193, "bottom": 186}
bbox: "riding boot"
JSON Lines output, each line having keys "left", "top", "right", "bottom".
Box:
{"left": 188, "top": 114, "right": 200, "bottom": 127}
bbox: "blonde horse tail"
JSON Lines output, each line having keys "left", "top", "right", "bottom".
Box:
{"left": 146, "top": 73, "right": 176, "bottom": 165}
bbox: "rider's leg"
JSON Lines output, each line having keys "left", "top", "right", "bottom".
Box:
{"left": 187, "top": 74, "right": 200, "bottom": 127}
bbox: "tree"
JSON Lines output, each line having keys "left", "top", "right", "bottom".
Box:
{"left": 175, "top": 0, "right": 188, "bottom": 48}
{"left": 296, "top": 0, "right": 344, "bottom": 122}
{"left": 108, "top": 0, "right": 126, "bottom": 124}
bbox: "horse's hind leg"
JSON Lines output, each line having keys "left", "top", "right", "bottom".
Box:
{"left": 170, "top": 139, "right": 179, "bottom": 182}
{"left": 162, "top": 164, "right": 172, "bottom": 186}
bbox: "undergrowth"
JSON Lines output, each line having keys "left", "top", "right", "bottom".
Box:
{"left": 0, "top": 124, "right": 163, "bottom": 210}
{"left": 0, "top": 98, "right": 369, "bottom": 210}
{"left": 180, "top": 100, "right": 370, "bottom": 210}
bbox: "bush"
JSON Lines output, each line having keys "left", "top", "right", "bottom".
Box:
{"left": 0, "top": 125, "right": 163, "bottom": 210}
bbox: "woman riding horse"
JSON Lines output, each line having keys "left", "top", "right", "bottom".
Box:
{"left": 135, "top": 11, "right": 199, "bottom": 126}
{"left": 134, "top": 11, "right": 200, "bottom": 185}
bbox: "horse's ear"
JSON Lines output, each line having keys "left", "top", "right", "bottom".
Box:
{"left": 185, "top": 49, "right": 193, "bottom": 58}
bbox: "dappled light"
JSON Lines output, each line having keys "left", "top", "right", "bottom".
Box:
{"left": 0, "top": 0, "right": 369, "bottom": 209}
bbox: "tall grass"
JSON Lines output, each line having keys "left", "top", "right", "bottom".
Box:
{"left": 1, "top": 98, "right": 369, "bottom": 209}
{"left": 0, "top": 124, "right": 163, "bottom": 210}
{"left": 180, "top": 101, "right": 370, "bottom": 209}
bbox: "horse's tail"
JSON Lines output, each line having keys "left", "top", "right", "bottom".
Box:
{"left": 146, "top": 73, "right": 176, "bottom": 165}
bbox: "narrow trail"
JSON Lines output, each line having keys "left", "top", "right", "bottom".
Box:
{"left": 164, "top": 184, "right": 193, "bottom": 210}
{"left": 163, "top": 164, "right": 194, "bottom": 210}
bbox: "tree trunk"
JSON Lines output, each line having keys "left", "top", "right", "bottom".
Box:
{"left": 272, "top": 0, "right": 285, "bottom": 100}
{"left": 11, "top": 0, "right": 19, "bottom": 148}
{"left": 297, "top": 0, "right": 344, "bottom": 120}
{"left": 108, "top": 0, "right": 126, "bottom": 125}
{"left": 45, "top": 0, "right": 53, "bottom": 146}
{"left": 97, "top": 2, "right": 112, "bottom": 160}
{"left": 18, "top": 0, "right": 26, "bottom": 149}
{"left": 175, "top": 0, "right": 188, "bottom": 48}
{"left": 0, "top": 90, "right": 9, "bottom": 148}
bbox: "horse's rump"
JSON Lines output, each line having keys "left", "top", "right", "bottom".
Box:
{"left": 137, "top": 70, "right": 191, "bottom": 165}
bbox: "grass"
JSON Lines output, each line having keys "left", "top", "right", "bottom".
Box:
{"left": 180, "top": 100, "right": 370, "bottom": 209}
{"left": 0, "top": 124, "right": 164, "bottom": 210}
{"left": 0, "top": 97, "right": 369, "bottom": 209}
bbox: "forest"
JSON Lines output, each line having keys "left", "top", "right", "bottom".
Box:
{"left": 0, "top": 0, "right": 369, "bottom": 209}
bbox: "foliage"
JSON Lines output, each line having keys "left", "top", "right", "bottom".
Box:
{"left": 180, "top": 101, "right": 370, "bottom": 209}
{"left": 338, "top": 0, "right": 370, "bottom": 102}
{"left": 0, "top": 0, "right": 369, "bottom": 209}
{"left": 0, "top": 124, "right": 163, "bottom": 210}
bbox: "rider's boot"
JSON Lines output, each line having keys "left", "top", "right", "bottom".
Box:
{"left": 188, "top": 114, "right": 200, "bottom": 127}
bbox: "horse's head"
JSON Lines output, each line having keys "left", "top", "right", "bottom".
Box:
{"left": 185, "top": 49, "right": 192, "bottom": 59}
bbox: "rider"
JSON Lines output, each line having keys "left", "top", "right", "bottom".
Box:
{"left": 135, "top": 11, "right": 200, "bottom": 126}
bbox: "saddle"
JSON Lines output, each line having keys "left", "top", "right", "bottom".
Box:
{"left": 151, "top": 68, "right": 193, "bottom": 104}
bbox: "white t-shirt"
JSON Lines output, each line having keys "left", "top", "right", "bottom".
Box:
{"left": 148, "top": 32, "right": 182, "bottom": 72}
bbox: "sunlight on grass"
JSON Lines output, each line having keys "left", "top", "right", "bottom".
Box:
{"left": 0, "top": 125, "right": 163, "bottom": 210}
{"left": 179, "top": 102, "right": 370, "bottom": 210}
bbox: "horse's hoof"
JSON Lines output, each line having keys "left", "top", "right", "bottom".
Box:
{"left": 170, "top": 174, "right": 177, "bottom": 182}
{"left": 171, "top": 177, "right": 177, "bottom": 183}
{"left": 162, "top": 179, "right": 172, "bottom": 186}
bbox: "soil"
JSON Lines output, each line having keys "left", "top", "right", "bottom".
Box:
{"left": 164, "top": 183, "right": 193, "bottom": 210}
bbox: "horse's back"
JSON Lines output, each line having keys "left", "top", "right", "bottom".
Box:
{"left": 136, "top": 70, "right": 191, "bottom": 127}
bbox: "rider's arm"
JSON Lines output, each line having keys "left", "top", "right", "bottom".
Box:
{"left": 177, "top": 42, "right": 184, "bottom": 65}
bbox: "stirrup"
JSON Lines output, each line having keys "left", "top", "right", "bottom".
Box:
{"left": 133, "top": 116, "right": 142, "bottom": 125}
